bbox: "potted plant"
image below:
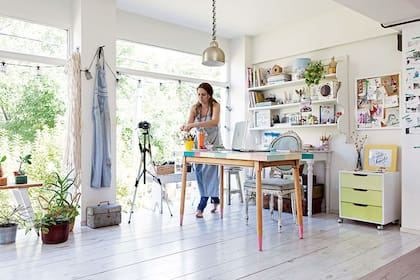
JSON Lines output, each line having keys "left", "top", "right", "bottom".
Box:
{"left": 304, "top": 60, "right": 325, "bottom": 98}
{"left": 14, "top": 154, "right": 32, "bottom": 184}
{"left": 0, "top": 204, "right": 28, "bottom": 244}
{"left": 0, "top": 155, "right": 7, "bottom": 186}
{"left": 34, "top": 170, "right": 80, "bottom": 244}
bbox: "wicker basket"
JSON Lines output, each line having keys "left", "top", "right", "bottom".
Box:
{"left": 156, "top": 165, "right": 175, "bottom": 175}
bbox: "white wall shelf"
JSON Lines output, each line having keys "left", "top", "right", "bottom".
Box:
{"left": 248, "top": 73, "right": 337, "bottom": 92}
{"left": 249, "top": 123, "right": 338, "bottom": 131}
{"left": 249, "top": 98, "right": 337, "bottom": 111}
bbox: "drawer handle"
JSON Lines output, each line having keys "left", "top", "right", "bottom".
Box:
{"left": 353, "top": 203, "right": 368, "bottom": 207}
{"left": 353, "top": 188, "right": 367, "bottom": 192}
{"left": 353, "top": 173, "right": 367, "bottom": 177}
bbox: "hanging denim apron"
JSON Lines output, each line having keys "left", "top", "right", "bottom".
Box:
{"left": 91, "top": 47, "right": 112, "bottom": 188}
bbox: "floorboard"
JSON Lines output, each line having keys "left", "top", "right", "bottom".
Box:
{"left": 1, "top": 197, "right": 419, "bottom": 280}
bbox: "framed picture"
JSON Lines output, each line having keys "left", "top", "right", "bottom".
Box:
{"left": 364, "top": 144, "right": 398, "bottom": 172}
{"left": 319, "top": 104, "right": 335, "bottom": 124}
{"left": 356, "top": 73, "right": 400, "bottom": 129}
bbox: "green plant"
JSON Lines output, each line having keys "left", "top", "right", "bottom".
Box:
{"left": 0, "top": 204, "right": 28, "bottom": 229}
{"left": 16, "top": 154, "right": 32, "bottom": 175}
{"left": 0, "top": 155, "right": 6, "bottom": 166}
{"left": 33, "top": 208, "right": 68, "bottom": 234}
{"left": 35, "top": 170, "right": 80, "bottom": 233}
{"left": 304, "top": 60, "right": 325, "bottom": 87}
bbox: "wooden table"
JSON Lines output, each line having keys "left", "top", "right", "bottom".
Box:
{"left": 179, "top": 150, "right": 304, "bottom": 251}
{"left": 0, "top": 181, "right": 43, "bottom": 221}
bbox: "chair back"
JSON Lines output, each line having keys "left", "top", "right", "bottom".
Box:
{"left": 270, "top": 131, "right": 302, "bottom": 172}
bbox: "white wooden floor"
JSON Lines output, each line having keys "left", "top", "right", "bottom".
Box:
{"left": 1, "top": 197, "right": 420, "bottom": 280}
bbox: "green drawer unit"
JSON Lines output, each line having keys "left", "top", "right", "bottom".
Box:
{"left": 338, "top": 170, "right": 400, "bottom": 230}
{"left": 340, "top": 202, "right": 382, "bottom": 223}
{"left": 340, "top": 172, "right": 382, "bottom": 191}
{"left": 340, "top": 187, "right": 382, "bottom": 206}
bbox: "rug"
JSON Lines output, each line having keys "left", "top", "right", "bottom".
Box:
{"left": 359, "top": 246, "right": 420, "bottom": 280}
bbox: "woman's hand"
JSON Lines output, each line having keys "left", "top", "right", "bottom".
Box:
{"left": 181, "top": 123, "right": 193, "bottom": 131}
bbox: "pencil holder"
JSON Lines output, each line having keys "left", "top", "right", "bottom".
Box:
{"left": 185, "top": 140, "right": 194, "bottom": 151}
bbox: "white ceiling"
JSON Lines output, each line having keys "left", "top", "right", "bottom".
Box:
{"left": 116, "top": 0, "right": 420, "bottom": 38}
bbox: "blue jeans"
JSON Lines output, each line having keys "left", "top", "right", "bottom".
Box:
{"left": 197, "top": 196, "right": 220, "bottom": 212}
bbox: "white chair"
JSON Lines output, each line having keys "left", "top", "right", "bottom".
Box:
{"left": 224, "top": 166, "right": 243, "bottom": 205}
{"left": 243, "top": 131, "right": 303, "bottom": 232}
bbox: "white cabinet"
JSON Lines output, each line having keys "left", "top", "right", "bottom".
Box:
{"left": 338, "top": 170, "right": 400, "bottom": 229}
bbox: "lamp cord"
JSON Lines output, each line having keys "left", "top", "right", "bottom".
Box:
{"left": 212, "top": 0, "right": 216, "bottom": 41}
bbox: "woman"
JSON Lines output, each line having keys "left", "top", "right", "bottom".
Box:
{"left": 181, "top": 82, "right": 222, "bottom": 218}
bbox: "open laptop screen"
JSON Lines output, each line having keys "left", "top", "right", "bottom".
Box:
{"left": 231, "top": 121, "right": 270, "bottom": 152}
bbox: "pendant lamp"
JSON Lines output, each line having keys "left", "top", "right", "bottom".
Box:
{"left": 202, "top": 0, "right": 225, "bottom": 66}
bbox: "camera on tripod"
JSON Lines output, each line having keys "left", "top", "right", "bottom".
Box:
{"left": 138, "top": 121, "right": 151, "bottom": 130}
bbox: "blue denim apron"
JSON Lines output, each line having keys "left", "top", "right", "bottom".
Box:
{"left": 91, "top": 47, "right": 112, "bottom": 188}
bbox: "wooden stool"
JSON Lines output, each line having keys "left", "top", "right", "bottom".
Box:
{"left": 224, "top": 167, "right": 243, "bottom": 205}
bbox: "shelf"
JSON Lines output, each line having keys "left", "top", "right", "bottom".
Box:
{"left": 248, "top": 73, "right": 337, "bottom": 92}
{"left": 249, "top": 98, "right": 337, "bottom": 111}
{"left": 249, "top": 123, "right": 338, "bottom": 131}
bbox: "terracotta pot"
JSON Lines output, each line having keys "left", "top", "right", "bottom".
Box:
{"left": 41, "top": 221, "right": 69, "bottom": 244}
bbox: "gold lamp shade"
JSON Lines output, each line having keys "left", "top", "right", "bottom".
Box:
{"left": 202, "top": 40, "right": 225, "bottom": 66}
{"left": 202, "top": 0, "right": 225, "bottom": 66}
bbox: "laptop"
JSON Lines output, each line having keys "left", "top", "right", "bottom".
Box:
{"left": 231, "top": 121, "right": 270, "bottom": 152}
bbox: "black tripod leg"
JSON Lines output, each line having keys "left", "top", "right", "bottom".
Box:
{"left": 128, "top": 146, "right": 146, "bottom": 224}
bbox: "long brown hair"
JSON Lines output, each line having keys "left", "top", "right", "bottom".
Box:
{"left": 194, "top": 82, "right": 218, "bottom": 118}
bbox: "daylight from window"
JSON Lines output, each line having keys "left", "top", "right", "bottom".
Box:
{"left": 116, "top": 40, "right": 225, "bottom": 209}
{"left": 0, "top": 16, "right": 67, "bottom": 204}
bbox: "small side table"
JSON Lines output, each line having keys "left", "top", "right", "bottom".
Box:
{"left": 0, "top": 181, "right": 43, "bottom": 222}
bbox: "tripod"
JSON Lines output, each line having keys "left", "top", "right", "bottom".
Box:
{"left": 128, "top": 126, "right": 173, "bottom": 224}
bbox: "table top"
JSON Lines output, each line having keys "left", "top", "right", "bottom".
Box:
{"left": 184, "top": 150, "right": 314, "bottom": 161}
{"left": 0, "top": 181, "right": 43, "bottom": 190}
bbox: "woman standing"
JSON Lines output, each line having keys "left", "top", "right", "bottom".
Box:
{"left": 181, "top": 82, "right": 222, "bottom": 218}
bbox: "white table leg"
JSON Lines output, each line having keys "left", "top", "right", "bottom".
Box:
{"left": 325, "top": 153, "right": 331, "bottom": 214}
{"left": 11, "top": 188, "right": 35, "bottom": 222}
{"left": 306, "top": 159, "right": 314, "bottom": 217}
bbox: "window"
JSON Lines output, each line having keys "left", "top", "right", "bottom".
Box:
{"left": 0, "top": 16, "right": 68, "bottom": 204}
{"left": 115, "top": 40, "right": 227, "bottom": 208}
{"left": 0, "top": 16, "right": 67, "bottom": 59}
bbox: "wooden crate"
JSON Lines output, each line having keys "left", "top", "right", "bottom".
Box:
{"left": 0, "top": 177, "right": 7, "bottom": 186}
{"left": 156, "top": 165, "right": 175, "bottom": 175}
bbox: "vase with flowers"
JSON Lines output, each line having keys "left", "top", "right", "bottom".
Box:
{"left": 351, "top": 131, "right": 367, "bottom": 170}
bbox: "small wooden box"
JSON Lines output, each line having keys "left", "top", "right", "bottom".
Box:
{"left": 0, "top": 177, "right": 7, "bottom": 186}
{"left": 156, "top": 165, "right": 175, "bottom": 175}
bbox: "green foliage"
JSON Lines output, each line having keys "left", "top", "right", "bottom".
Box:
{"left": 0, "top": 155, "right": 6, "bottom": 165}
{"left": 33, "top": 209, "right": 67, "bottom": 234}
{"left": 0, "top": 204, "right": 28, "bottom": 230}
{"left": 304, "top": 60, "right": 325, "bottom": 87}
{"left": 34, "top": 170, "right": 80, "bottom": 234}
{"left": 0, "top": 75, "right": 64, "bottom": 142}
{"left": 17, "top": 154, "right": 32, "bottom": 175}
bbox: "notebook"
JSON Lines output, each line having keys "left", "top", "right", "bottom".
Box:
{"left": 231, "top": 121, "right": 270, "bottom": 152}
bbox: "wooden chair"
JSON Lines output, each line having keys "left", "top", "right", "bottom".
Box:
{"left": 243, "top": 131, "right": 302, "bottom": 232}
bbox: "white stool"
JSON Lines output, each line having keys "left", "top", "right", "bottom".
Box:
{"left": 224, "top": 167, "right": 243, "bottom": 205}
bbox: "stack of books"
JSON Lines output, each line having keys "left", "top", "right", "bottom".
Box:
{"left": 267, "top": 73, "right": 292, "bottom": 85}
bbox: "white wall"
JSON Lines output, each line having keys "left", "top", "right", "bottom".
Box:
{"left": 250, "top": 6, "right": 394, "bottom": 63}
{"left": 401, "top": 21, "right": 420, "bottom": 234}
{"left": 0, "top": 0, "right": 72, "bottom": 29}
{"left": 116, "top": 10, "right": 230, "bottom": 58}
